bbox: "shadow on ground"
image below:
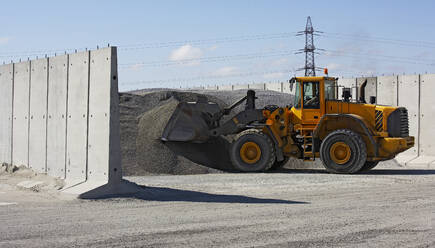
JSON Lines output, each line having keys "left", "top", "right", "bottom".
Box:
{"left": 83, "top": 182, "right": 307, "bottom": 204}
{"left": 134, "top": 186, "right": 307, "bottom": 204}
{"left": 270, "top": 168, "right": 435, "bottom": 175}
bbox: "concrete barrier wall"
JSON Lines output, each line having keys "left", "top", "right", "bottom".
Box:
{"left": 46, "top": 55, "right": 68, "bottom": 178}
{"left": 265, "top": 82, "right": 282, "bottom": 92}
{"left": 0, "top": 64, "right": 13, "bottom": 165}
{"left": 0, "top": 47, "right": 122, "bottom": 195}
{"left": 29, "top": 58, "right": 48, "bottom": 172}
{"left": 12, "top": 61, "right": 30, "bottom": 167}
{"left": 395, "top": 75, "right": 419, "bottom": 164}
{"left": 409, "top": 74, "right": 435, "bottom": 167}
{"left": 337, "top": 78, "right": 357, "bottom": 100}
{"left": 249, "top": 83, "right": 266, "bottom": 90}
{"left": 377, "top": 76, "right": 397, "bottom": 106}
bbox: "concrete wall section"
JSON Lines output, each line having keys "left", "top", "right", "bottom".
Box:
{"left": 12, "top": 62, "right": 30, "bottom": 167}
{"left": 356, "top": 77, "right": 377, "bottom": 103}
{"left": 376, "top": 76, "right": 397, "bottom": 106}
{"left": 337, "top": 78, "right": 356, "bottom": 100}
{"left": 28, "top": 58, "right": 48, "bottom": 172}
{"left": 205, "top": 85, "right": 218, "bottom": 90}
{"left": 265, "top": 82, "right": 282, "bottom": 93}
{"left": 218, "top": 85, "right": 233, "bottom": 91}
{"left": 409, "top": 74, "right": 435, "bottom": 167}
{"left": 87, "top": 47, "right": 121, "bottom": 182}
{"left": 395, "top": 75, "right": 419, "bottom": 165}
{"left": 46, "top": 55, "right": 68, "bottom": 178}
{"left": 66, "top": 51, "right": 89, "bottom": 184}
{"left": 0, "top": 64, "right": 13, "bottom": 165}
{"left": 248, "top": 83, "right": 265, "bottom": 90}
{"left": 232, "top": 84, "right": 249, "bottom": 90}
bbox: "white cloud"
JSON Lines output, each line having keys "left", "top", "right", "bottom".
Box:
{"left": 0, "top": 37, "right": 11, "bottom": 45}
{"left": 169, "top": 44, "right": 203, "bottom": 66}
{"left": 214, "top": 66, "right": 238, "bottom": 76}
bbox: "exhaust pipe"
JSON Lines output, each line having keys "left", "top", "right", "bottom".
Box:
{"left": 359, "top": 79, "right": 367, "bottom": 103}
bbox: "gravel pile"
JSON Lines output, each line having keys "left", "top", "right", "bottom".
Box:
{"left": 120, "top": 89, "right": 295, "bottom": 175}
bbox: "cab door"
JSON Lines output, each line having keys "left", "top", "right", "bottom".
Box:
{"left": 301, "top": 81, "right": 322, "bottom": 124}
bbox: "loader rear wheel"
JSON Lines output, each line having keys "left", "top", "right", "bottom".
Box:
{"left": 230, "top": 129, "right": 276, "bottom": 172}
{"left": 320, "top": 129, "right": 367, "bottom": 174}
{"left": 360, "top": 161, "right": 379, "bottom": 172}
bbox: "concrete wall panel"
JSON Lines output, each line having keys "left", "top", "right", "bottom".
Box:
{"left": 205, "top": 85, "right": 218, "bottom": 90}
{"left": 218, "top": 85, "right": 233, "bottom": 91}
{"left": 395, "top": 75, "right": 419, "bottom": 165}
{"left": 0, "top": 64, "right": 13, "bottom": 164}
{"left": 66, "top": 51, "right": 89, "bottom": 183}
{"left": 409, "top": 74, "right": 435, "bottom": 167}
{"left": 47, "top": 55, "right": 68, "bottom": 178}
{"left": 28, "top": 59, "right": 48, "bottom": 172}
{"left": 233, "top": 84, "right": 249, "bottom": 90}
{"left": 12, "top": 62, "right": 30, "bottom": 167}
{"left": 87, "top": 47, "right": 121, "bottom": 182}
{"left": 337, "top": 78, "right": 356, "bottom": 100}
{"left": 265, "top": 82, "right": 282, "bottom": 93}
{"left": 357, "top": 77, "right": 377, "bottom": 103}
{"left": 376, "top": 76, "right": 397, "bottom": 106}
{"left": 282, "top": 81, "right": 293, "bottom": 94}
{"left": 248, "top": 83, "right": 265, "bottom": 90}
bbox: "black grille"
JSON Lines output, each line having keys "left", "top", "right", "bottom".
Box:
{"left": 387, "top": 108, "right": 409, "bottom": 137}
{"left": 375, "top": 110, "right": 383, "bottom": 132}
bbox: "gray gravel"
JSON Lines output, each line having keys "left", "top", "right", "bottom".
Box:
{"left": 120, "top": 89, "right": 295, "bottom": 176}
{"left": 1, "top": 163, "right": 434, "bottom": 247}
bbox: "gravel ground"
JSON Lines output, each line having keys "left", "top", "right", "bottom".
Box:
{"left": 1, "top": 163, "right": 434, "bottom": 247}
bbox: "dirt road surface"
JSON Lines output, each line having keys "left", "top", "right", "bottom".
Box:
{"left": 1, "top": 164, "right": 434, "bottom": 247}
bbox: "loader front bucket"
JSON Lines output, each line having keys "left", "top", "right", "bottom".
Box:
{"left": 161, "top": 100, "right": 222, "bottom": 143}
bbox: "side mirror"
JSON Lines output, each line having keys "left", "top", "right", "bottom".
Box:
{"left": 370, "top": 96, "right": 376, "bottom": 104}
{"left": 289, "top": 78, "right": 296, "bottom": 91}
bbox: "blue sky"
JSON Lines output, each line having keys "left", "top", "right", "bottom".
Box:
{"left": 0, "top": 0, "right": 434, "bottom": 91}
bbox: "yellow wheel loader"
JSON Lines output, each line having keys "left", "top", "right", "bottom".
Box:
{"left": 162, "top": 76, "right": 414, "bottom": 174}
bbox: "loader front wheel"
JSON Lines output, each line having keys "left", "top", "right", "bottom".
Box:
{"left": 230, "top": 129, "right": 276, "bottom": 172}
{"left": 320, "top": 129, "right": 367, "bottom": 174}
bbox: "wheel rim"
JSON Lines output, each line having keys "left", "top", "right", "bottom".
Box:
{"left": 240, "top": 141, "right": 261, "bottom": 164}
{"left": 329, "top": 141, "right": 351, "bottom": 165}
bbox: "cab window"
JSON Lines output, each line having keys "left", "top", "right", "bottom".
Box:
{"left": 303, "top": 82, "right": 320, "bottom": 109}
{"left": 324, "top": 79, "right": 336, "bottom": 101}
{"left": 294, "top": 81, "right": 301, "bottom": 108}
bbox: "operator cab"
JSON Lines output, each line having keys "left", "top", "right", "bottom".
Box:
{"left": 289, "top": 77, "right": 338, "bottom": 125}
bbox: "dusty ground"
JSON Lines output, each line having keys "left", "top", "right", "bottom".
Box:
{"left": 1, "top": 162, "right": 434, "bottom": 247}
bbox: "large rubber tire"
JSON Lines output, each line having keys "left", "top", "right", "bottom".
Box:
{"left": 270, "top": 157, "right": 290, "bottom": 170}
{"left": 230, "top": 129, "right": 276, "bottom": 172}
{"left": 360, "top": 161, "right": 379, "bottom": 172}
{"left": 320, "top": 129, "right": 367, "bottom": 174}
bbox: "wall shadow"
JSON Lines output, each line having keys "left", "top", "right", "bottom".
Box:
{"left": 132, "top": 186, "right": 307, "bottom": 204}
{"left": 82, "top": 182, "right": 307, "bottom": 204}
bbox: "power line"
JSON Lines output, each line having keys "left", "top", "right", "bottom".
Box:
{"left": 120, "top": 68, "right": 294, "bottom": 86}
{"left": 119, "top": 49, "right": 298, "bottom": 69}
{"left": 321, "top": 32, "right": 435, "bottom": 49}
{"left": 118, "top": 32, "right": 297, "bottom": 50}
{"left": 321, "top": 49, "right": 435, "bottom": 66}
